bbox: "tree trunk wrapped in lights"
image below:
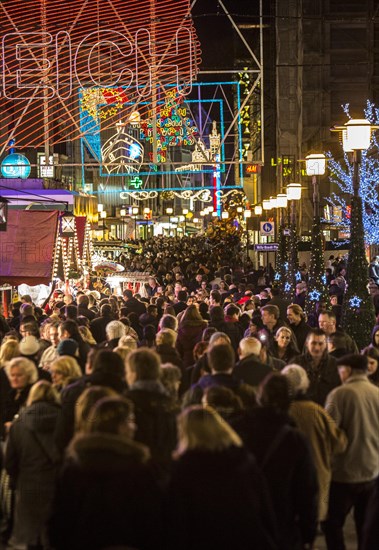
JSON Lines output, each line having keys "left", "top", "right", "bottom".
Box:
{"left": 341, "top": 195, "right": 375, "bottom": 350}
{"left": 275, "top": 224, "right": 288, "bottom": 290}
{"left": 305, "top": 216, "right": 329, "bottom": 319}
{"left": 285, "top": 223, "right": 298, "bottom": 302}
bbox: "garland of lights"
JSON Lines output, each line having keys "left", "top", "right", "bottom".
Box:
{"left": 119, "top": 188, "right": 244, "bottom": 203}
{"left": 80, "top": 87, "right": 128, "bottom": 123}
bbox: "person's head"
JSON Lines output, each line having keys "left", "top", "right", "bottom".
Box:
{"left": 50, "top": 355, "right": 82, "bottom": 388}
{"left": 305, "top": 328, "right": 327, "bottom": 360}
{"left": 275, "top": 326, "right": 294, "bottom": 350}
{"left": 193, "top": 340, "right": 209, "bottom": 361}
{"left": 180, "top": 304, "right": 203, "bottom": 325}
{"left": 123, "top": 289, "right": 133, "bottom": 301}
{"left": 330, "top": 295, "right": 338, "bottom": 306}
{"left": 19, "top": 320, "right": 39, "bottom": 338}
{"left": 117, "top": 335, "right": 138, "bottom": 351}
{"left": 19, "top": 335, "right": 40, "bottom": 359}
{"left": 208, "top": 331, "right": 231, "bottom": 348}
{"left": 77, "top": 294, "right": 89, "bottom": 308}
{"left": 75, "top": 386, "right": 118, "bottom": 433}
{"left": 21, "top": 294, "right": 33, "bottom": 304}
{"left": 286, "top": 304, "right": 305, "bottom": 326}
{"left": 26, "top": 380, "right": 60, "bottom": 406}
{"left": 209, "top": 290, "right": 221, "bottom": 307}
{"left": 281, "top": 364, "right": 310, "bottom": 397}
{"left": 257, "top": 372, "right": 290, "bottom": 412}
{"left": 175, "top": 405, "right": 242, "bottom": 456}
{"left": 361, "top": 346, "right": 379, "bottom": 381}
{"left": 207, "top": 343, "right": 234, "bottom": 374}
{"left": 78, "top": 325, "right": 97, "bottom": 346}
{"left": 160, "top": 363, "right": 182, "bottom": 401}
{"left": 142, "top": 324, "right": 156, "bottom": 343}
{"left": 126, "top": 347, "right": 161, "bottom": 386}
{"left": 326, "top": 331, "right": 348, "bottom": 353}
{"left": 58, "top": 320, "right": 81, "bottom": 341}
{"left": 105, "top": 320, "right": 126, "bottom": 341}
{"left": 336, "top": 354, "right": 368, "bottom": 383}
{"left": 47, "top": 323, "right": 60, "bottom": 347}
{"left": 56, "top": 338, "right": 79, "bottom": 358}
{"left": 86, "top": 396, "right": 138, "bottom": 439}
{"left": 261, "top": 305, "right": 280, "bottom": 328}
{"left": 90, "top": 349, "right": 125, "bottom": 378}
{"left": 0, "top": 339, "right": 20, "bottom": 365}
{"left": 177, "top": 290, "right": 188, "bottom": 303}
{"left": 371, "top": 325, "right": 379, "bottom": 348}
{"left": 238, "top": 336, "right": 262, "bottom": 359}
{"left": 20, "top": 303, "right": 34, "bottom": 318}
{"left": 295, "top": 282, "right": 307, "bottom": 296}
{"left": 156, "top": 328, "right": 177, "bottom": 347}
{"left": 202, "top": 386, "right": 243, "bottom": 413}
{"left": 5, "top": 357, "right": 38, "bottom": 389}
{"left": 100, "top": 304, "right": 113, "bottom": 318}
{"left": 159, "top": 314, "right": 178, "bottom": 332}
{"left": 318, "top": 311, "right": 337, "bottom": 336}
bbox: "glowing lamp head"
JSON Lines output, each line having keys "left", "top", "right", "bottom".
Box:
{"left": 276, "top": 193, "right": 288, "bottom": 208}
{"left": 343, "top": 119, "right": 372, "bottom": 151}
{"left": 305, "top": 153, "right": 326, "bottom": 176}
{"left": 286, "top": 183, "right": 302, "bottom": 201}
{"left": 262, "top": 199, "right": 271, "bottom": 211}
{"left": 254, "top": 205, "right": 263, "bottom": 216}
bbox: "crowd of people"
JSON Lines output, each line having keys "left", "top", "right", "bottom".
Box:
{"left": 0, "top": 235, "right": 378, "bottom": 550}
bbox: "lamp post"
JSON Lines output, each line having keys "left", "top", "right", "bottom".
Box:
{"left": 166, "top": 207, "right": 173, "bottom": 236}
{"left": 285, "top": 183, "right": 302, "bottom": 299}
{"left": 275, "top": 193, "right": 288, "bottom": 288}
{"left": 182, "top": 208, "right": 188, "bottom": 235}
{"left": 244, "top": 209, "right": 252, "bottom": 264}
{"left": 331, "top": 118, "right": 377, "bottom": 348}
{"left": 131, "top": 206, "right": 139, "bottom": 239}
{"left": 100, "top": 210, "right": 107, "bottom": 240}
{"left": 120, "top": 208, "right": 127, "bottom": 241}
{"left": 304, "top": 153, "right": 328, "bottom": 316}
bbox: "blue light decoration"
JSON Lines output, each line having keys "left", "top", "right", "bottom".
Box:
{"left": 284, "top": 282, "right": 291, "bottom": 292}
{"left": 309, "top": 289, "right": 321, "bottom": 301}
{"left": 274, "top": 272, "right": 281, "bottom": 281}
{"left": 321, "top": 274, "right": 327, "bottom": 285}
{"left": 326, "top": 100, "right": 379, "bottom": 246}
{"left": 284, "top": 262, "right": 289, "bottom": 270}
{"left": 1, "top": 140, "right": 31, "bottom": 179}
{"left": 295, "top": 271, "right": 302, "bottom": 282}
{"left": 349, "top": 295, "right": 362, "bottom": 308}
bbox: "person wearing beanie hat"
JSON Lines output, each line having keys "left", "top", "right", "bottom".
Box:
{"left": 324, "top": 354, "right": 379, "bottom": 549}
{"left": 57, "top": 338, "right": 79, "bottom": 358}
{"left": 281, "top": 364, "right": 347, "bottom": 521}
{"left": 19, "top": 335, "right": 40, "bottom": 358}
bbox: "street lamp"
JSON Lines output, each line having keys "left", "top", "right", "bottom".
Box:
{"left": 285, "top": 183, "right": 302, "bottom": 299}
{"left": 166, "top": 207, "right": 173, "bottom": 236}
{"left": 331, "top": 117, "right": 377, "bottom": 348}
{"left": 182, "top": 208, "right": 189, "bottom": 235}
{"left": 254, "top": 204, "right": 263, "bottom": 216}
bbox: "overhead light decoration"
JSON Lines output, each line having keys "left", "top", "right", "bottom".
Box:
{"left": 1, "top": 140, "right": 31, "bottom": 179}
{"left": 59, "top": 211, "right": 76, "bottom": 237}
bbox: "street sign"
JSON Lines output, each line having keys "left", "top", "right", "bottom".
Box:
{"left": 254, "top": 243, "right": 279, "bottom": 252}
{"left": 260, "top": 221, "right": 275, "bottom": 236}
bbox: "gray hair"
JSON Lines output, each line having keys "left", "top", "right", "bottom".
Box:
{"left": 5, "top": 357, "right": 38, "bottom": 385}
{"left": 105, "top": 320, "right": 126, "bottom": 340}
{"left": 239, "top": 336, "right": 262, "bottom": 358}
{"left": 281, "top": 364, "right": 310, "bottom": 396}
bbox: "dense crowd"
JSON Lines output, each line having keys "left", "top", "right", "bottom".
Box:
{"left": 0, "top": 236, "right": 378, "bottom": 550}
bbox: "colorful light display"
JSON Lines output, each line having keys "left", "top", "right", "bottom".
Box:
{"left": 0, "top": 0, "right": 201, "bottom": 149}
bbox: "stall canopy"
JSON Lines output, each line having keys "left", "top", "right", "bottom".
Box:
{"left": 0, "top": 210, "right": 58, "bottom": 286}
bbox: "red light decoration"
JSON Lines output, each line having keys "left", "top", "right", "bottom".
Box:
{"left": 0, "top": 0, "right": 201, "bottom": 150}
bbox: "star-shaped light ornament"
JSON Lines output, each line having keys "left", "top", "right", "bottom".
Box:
{"left": 309, "top": 289, "right": 321, "bottom": 301}
{"left": 321, "top": 275, "right": 327, "bottom": 285}
{"left": 284, "top": 262, "right": 289, "bottom": 270}
{"left": 349, "top": 296, "right": 362, "bottom": 308}
{"left": 295, "top": 271, "right": 302, "bottom": 282}
{"left": 284, "top": 282, "right": 292, "bottom": 292}
{"left": 274, "top": 273, "right": 281, "bottom": 281}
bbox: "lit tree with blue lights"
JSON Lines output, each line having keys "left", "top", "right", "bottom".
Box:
{"left": 327, "top": 101, "right": 377, "bottom": 349}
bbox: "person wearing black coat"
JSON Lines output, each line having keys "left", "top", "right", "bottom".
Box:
{"left": 233, "top": 336, "right": 273, "bottom": 387}
{"left": 122, "top": 289, "right": 146, "bottom": 317}
{"left": 286, "top": 304, "right": 312, "bottom": 352}
{"left": 234, "top": 374, "right": 319, "bottom": 550}
{"left": 50, "top": 396, "right": 163, "bottom": 550}
{"left": 5, "top": 381, "right": 61, "bottom": 549}
{"left": 54, "top": 349, "right": 126, "bottom": 451}
{"left": 166, "top": 406, "right": 278, "bottom": 550}
{"left": 89, "top": 304, "right": 114, "bottom": 344}
{"left": 126, "top": 348, "right": 177, "bottom": 465}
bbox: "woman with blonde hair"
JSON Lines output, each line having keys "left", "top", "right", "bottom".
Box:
{"left": 75, "top": 385, "right": 118, "bottom": 433}
{"left": 5, "top": 380, "right": 61, "bottom": 549}
{"left": 78, "top": 325, "right": 97, "bottom": 347}
{"left": 0, "top": 339, "right": 21, "bottom": 434}
{"left": 271, "top": 326, "right": 299, "bottom": 363}
{"left": 49, "top": 355, "right": 82, "bottom": 392}
{"left": 167, "top": 406, "right": 277, "bottom": 549}
{"left": 3, "top": 358, "right": 38, "bottom": 436}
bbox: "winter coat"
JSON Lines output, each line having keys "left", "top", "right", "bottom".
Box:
{"left": 290, "top": 319, "right": 312, "bottom": 352}
{"left": 176, "top": 321, "right": 207, "bottom": 368}
{"left": 166, "top": 446, "right": 278, "bottom": 550}
{"left": 325, "top": 374, "right": 379, "bottom": 483}
{"left": 5, "top": 401, "right": 61, "bottom": 545}
{"left": 234, "top": 408, "right": 319, "bottom": 550}
{"left": 49, "top": 433, "right": 163, "bottom": 550}
{"left": 155, "top": 344, "right": 184, "bottom": 370}
{"left": 233, "top": 354, "right": 273, "bottom": 387}
{"left": 126, "top": 381, "right": 177, "bottom": 464}
{"left": 289, "top": 396, "right": 347, "bottom": 520}
{"left": 89, "top": 314, "right": 115, "bottom": 344}
{"left": 290, "top": 352, "right": 340, "bottom": 405}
